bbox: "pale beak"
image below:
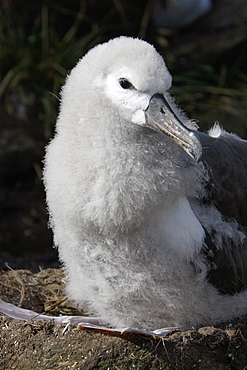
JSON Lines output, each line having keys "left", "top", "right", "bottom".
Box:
{"left": 145, "top": 94, "right": 202, "bottom": 163}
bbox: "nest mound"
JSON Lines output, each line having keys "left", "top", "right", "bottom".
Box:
{"left": 1, "top": 268, "right": 247, "bottom": 369}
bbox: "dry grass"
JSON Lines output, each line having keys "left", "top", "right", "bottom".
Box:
{"left": 0, "top": 268, "right": 81, "bottom": 316}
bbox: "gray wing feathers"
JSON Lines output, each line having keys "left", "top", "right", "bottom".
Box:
{"left": 196, "top": 131, "right": 247, "bottom": 294}
{"left": 197, "top": 131, "right": 247, "bottom": 228}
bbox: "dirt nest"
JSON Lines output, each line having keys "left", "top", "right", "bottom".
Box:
{"left": 0, "top": 268, "right": 247, "bottom": 369}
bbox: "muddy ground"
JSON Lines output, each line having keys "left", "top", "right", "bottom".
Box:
{"left": 1, "top": 268, "right": 247, "bottom": 370}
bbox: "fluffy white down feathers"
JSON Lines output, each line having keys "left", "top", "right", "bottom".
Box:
{"left": 44, "top": 37, "right": 247, "bottom": 329}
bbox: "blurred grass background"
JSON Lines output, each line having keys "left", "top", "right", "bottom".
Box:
{"left": 0, "top": 0, "right": 145, "bottom": 137}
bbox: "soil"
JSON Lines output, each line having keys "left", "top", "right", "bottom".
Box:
{"left": 1, "top": 268, "right": 247, "bottom": 370}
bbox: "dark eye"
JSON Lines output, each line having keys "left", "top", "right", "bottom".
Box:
{"left": 119, "top": 78, "right": 132, "bottom": 89}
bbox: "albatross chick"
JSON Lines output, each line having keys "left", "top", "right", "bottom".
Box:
{"left": 44, "top": 36, "right": 247, "bottom": 330}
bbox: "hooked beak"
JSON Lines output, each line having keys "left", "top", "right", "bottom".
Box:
{"left": 145, "top": 94, "right": 202, "bottom": 163}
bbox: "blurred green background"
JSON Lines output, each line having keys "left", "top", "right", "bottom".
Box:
{"left": 0, "top": 0, "right": 246, "bottom": 271}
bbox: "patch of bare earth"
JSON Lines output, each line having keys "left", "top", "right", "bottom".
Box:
{"left": 0, "top": 268, "right": 247, "bottom": 369}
